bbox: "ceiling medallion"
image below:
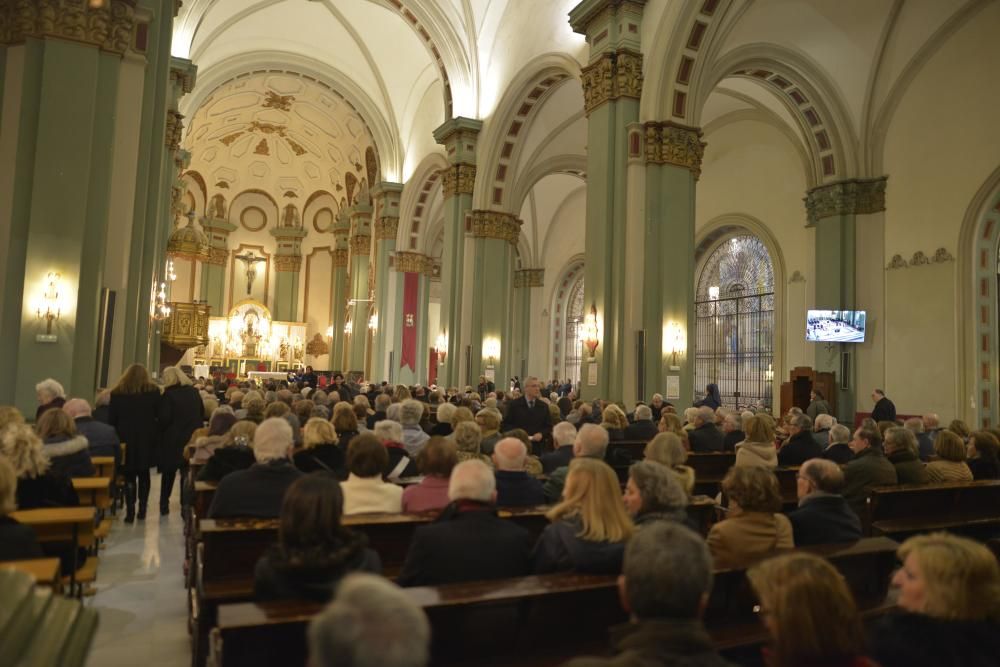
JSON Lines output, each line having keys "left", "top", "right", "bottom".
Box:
{"left": 262, "top": 91, "right": 294, "bottom": 112}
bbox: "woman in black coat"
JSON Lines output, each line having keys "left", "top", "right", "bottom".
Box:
{"left": 157, "top": 367, "right": 204, "bottom": 516}
{"left": 109, "top": 363, "right": 161, "bottom": 523}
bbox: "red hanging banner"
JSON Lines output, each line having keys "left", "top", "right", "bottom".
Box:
{"left": 400, "top": 272, "right": 418, "bottom": 371}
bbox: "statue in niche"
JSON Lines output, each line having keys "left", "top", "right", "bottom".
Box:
{"left": 209, "top": 193, "right": 228, "bottom": 220}
{"left": 281, "top": 203, "right": 301, "bottom": 228}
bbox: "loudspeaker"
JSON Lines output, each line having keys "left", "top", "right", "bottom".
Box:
{"left": 95, "top": 289, "right": 116, "bottom": 388}
{"left": 636, "top": 330, "right": 646, "bottom": 400}
{"left": 841, "top": 351, "right": 850, "bottom": 390}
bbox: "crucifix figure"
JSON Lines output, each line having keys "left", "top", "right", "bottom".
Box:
{"left": 234, "top": 252, "right": 266, "bottom": 295}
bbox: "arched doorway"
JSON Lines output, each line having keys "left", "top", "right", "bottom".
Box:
{"left": 550, "top": 259, "right": 584, "bottom": 386}
{"left": 694, "top": 235, "right": 775, "bottom": 410}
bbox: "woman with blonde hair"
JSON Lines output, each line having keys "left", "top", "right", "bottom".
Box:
{"left": 926, "top": 430, "right": 973, "bottom": 482}
{"left": 109, "top": 363, "right": 161, "bottom": 522}
{"left": 331, "top": 402, "right": 360, "bottom": 452}
{"left": 735, "top": 414, "right": 778, "bottom": 469}
{"left": 0, "top": 406, "right": 25, "bottom": 432}
{"left": 706, "top": 466, "right": 793, "bottom": 569}
{"left": 475, "top": 408, "right": 503, "bottom": 455}
{"left": 532, "top": 457, "right": 633, "bottom": 574}
{"left": 748, "top": 552, "right": 867, "bottom": 667}
{"left": 1, "top": 424, "right": 78, "bottom": 509}
{"left": 36, "top": 408, "right": 93, "bottom": 478}
{"left": 600, "top": 404, "right": 628, "bottom": 441}
{"left": 643, "top": 432, "right": 695, "bottom": 495}
{"left": 452, "top": 421, "right": 492, "bottom": 468}
{"left": 293, "top": 418, "right": 345, "bottom": 477}
{"left": 869, "top": 533, "right": 1000, "bottom": 666}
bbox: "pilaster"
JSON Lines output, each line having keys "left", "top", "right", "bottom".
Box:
{"left": 346, "top": 203, "right": 372, "bottom": 373}
{"left": 200, "top": 215, "right": 237, "bottom": 314}
{"left": 513, "top": 269, "right": 544, "bottom": 381}
{"left": 393, "top": 251, "right": 431, "bottom": 386}
{"left": 270, "top": 224, "right": 307, "bottom": 322}
{"left": 371, "top": 181, "right": 403, "bottom": 381}
{"left": 330, "top": 210, "right": 350, "bottom": 370}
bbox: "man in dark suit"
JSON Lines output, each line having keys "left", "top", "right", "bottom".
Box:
{"left": 396, "top": 460, "right": 532, "bottom": 586}
{"left": 778, "top": 413, "right": 823, "bottom": 466}
{"left": 624, "top": 405, "right": 658, "bottom": 442}
{"left": 502, "top": 376, "right": 552, "bottom": 453}
{"left": 686, "top": 406, "right": 724, "bottom": 452}
{"left": 541, "top": 421, "right": 577, "bottom": 473}
{"left": 871, "top": 388, "right": 896, "bottom": 423}
{"left": 493, "top": 438, "right": 544, "bottom": 506}
{"left": 787, "top": 458, "right": 862, "bottom": 546}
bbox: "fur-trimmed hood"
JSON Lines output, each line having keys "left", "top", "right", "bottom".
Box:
{"left": 42, "top": 435, "right": 89, "bottom": 458}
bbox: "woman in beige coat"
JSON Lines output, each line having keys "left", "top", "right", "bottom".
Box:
{"left": 925, "top": 430, "right": 973, "bottom": 482}
{"left": 734, "top": 414, "right": 778, "bottom": 469}
{"left": 707, "top": 466, "right": 793, "bottom": 569}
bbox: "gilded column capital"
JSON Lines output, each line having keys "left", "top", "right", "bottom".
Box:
{"left": 514, "top": 269, "right": 545, "bottom": 288}
{"left": 580, "top": 49, "right": 643, "bottom": 115}
{"left": 165, "top": 110, "right": 185, "bottom": 150}
{"left": 644, "top": 121, "right": 705, "bottom": 178}
{"left": 440, "top": 163, "right": 476, "bottom": 198}
{"left": 804, "top": 177, "right": 888, "bottom": 226}
{"left": 274, "top": 254, "right": 302, "bottom": 273}
{"left": 0, "top": 0, "right": 138, "bottom": 55}
{"left": 206, "top": 247, "right": 228, "bottom": 266}
{"left": 468, "top": 210, "right": 521, "bottom": 245}
{"left": 374, "top": 216, "right": 399, "bottom": 241}
{"left": 332, "top": 248, "right": 349, "bottom": 268}
{"left": 349, "top": 234, "right": 371, "bottom": 256}
{"left": 394, "top": 251, "right": 428, "bottom": 274}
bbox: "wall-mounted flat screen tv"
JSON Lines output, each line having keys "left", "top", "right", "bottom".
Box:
{"left": 806, "top": 310, "right": 866, "bottom": 343}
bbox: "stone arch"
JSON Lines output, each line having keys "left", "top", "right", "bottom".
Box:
{"left": 510, "top": 154, "right": 588, "bottom": 223}
{"left": 399, "top": 152, "right": 448, "bottom": 251}
{"left": 549, "top": 255, "right": 585, "bottom": 384}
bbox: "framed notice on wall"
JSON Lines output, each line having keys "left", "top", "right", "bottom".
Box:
{"left": 587, "top": 363, "right": 598, "bottom": 386}
{"left": 666, "top": 375, "right": 680, "bottom": 400}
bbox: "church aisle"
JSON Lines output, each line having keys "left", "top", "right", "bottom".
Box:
{"left": 84, "top": 474, "right": 189, "bottom": 667}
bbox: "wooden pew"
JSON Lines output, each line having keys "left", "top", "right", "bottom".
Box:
{"left": 0, "top": 558, "right": 62, "bottom": 593}
{"left": 865, "top": 480, "right": 1000, "bottom": 538}
{"left": 688, "top": 452, "right": 736, "bottom": 496}
{"left": 10, "top": 507, "right": 97, "bottom": 596}
{"left": 72, "top": 476, "right": 113, "bottom": 543}
{"left": 194, "top": 481, "right": 218, "bottom": 519}
{"left": 91, "top": 456, "right": 115, "bottom": 479}
{"left": 207, "top": 537, "right": 899, "bottom": 667}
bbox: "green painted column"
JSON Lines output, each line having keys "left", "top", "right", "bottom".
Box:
{"left": 467, "top": 211, "right": 519, "bottom": 388}
{"left": 200, "top": 214, "right": 237, "bottom": 313}
{"left": 433, "top": 118, "right": 481, "bottom": 387}
{"left": 513, "top": 269, "right": 543, "bottom": 380}
{"left": 270, "top": 222, "right": 307, "bottom": 322}
{"left": 0, "top": 2, "right": 139, "bottom": 415}
{"left": 393, "top": 252, "right": 431, "bottom": 385}
{"left": 642, "top": 123, "right": 705, "bottom": 405}
{"left": 372, "top": 182, "right": 403, "bottom": 382}
{"left": 346, "top": 203, "right": 372, "bottom": 374}
{"left": 330, "top": 211, "right": 350, "bottom": 371}
{"left": 569, "top": 0, "right": 645, "bottom": 401}
{"left": 805, "top": 178, "right": 886, "bottom": 422}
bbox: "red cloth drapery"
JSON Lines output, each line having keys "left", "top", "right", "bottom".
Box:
{"left": 400, "top": 272, "right": 418, "bottom": 371}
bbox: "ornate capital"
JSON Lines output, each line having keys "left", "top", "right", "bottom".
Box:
{"left": 0, "top": 0, "right": 138, "bottom": 55}
{"left": 644, "top": 122, "right": 705, "bottom": 177}
{"left": 374, "top": 216, "right": 399, "bottom": 241}
{"left": 349, "top": 234, "right": 371, "bottom": 256}
{"left": 394, "top": 251, "right": 428, "bottom": 274}
{"left": 332, "top": 248, "right": 349, "bottom": 268}
{"left": 440, "top": 163, "right": 476, "bottom": 198}
{"left": 581, "top": 49, "right": 643, "bottom": 115}
{"left": 207, "top": 246, "right": 228, "bottom": 266}
{"left": 468, "top": 210, "right": 521, "bottom": 245}
{"left": 274, "top": 254, "right": 302, "bottom": 272}
{"left": 805, "top": 177, "right": 887, "bottom": 226}
{"left": 514, "top": 269, "right": 545, "bottom": 288}
{"left": 165, "top": 110, "right": 185, "bottom": 151}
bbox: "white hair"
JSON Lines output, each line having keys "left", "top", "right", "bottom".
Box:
{"left": 399, "top": 399, "right": 423, "bottom": 426}
{"left": 435, "top": 402, "right": 456, "bottom": 424}
{"left": 635, "top": 405, "right": 652, "bottom": 421}
{"left": 161, "top": 366, "right": 192, "bottom": 388}
{"left": 574, "top": 423, "right": 610, "bottom": 458}
{"left": 696, "top": 406, "right": 715, "bottom": 423}
{"left": 447, "top": 459, "right": 495, "bottom": 502}
{"left": 386, "top": 402, "right": 403, "bottom": 423}
{"left": 253, "top": 418, "right": 293, "bottom": 462}
{"left": 374, "top": 420, "right": 403, "bottom": 443}
{"left": 815, "top": 413, "right": 836, "bottom": 430}
{"left": 308, "top": 574, "right": 429, "bottom": 667}
{"left": 493, "top": 437, "right": 527, "bottom": 471}
{"left": 35, "top": 378, "right": 65, "bottom": 401}
{"left": 552, "top": 421, "right": 577, "bottom": 447}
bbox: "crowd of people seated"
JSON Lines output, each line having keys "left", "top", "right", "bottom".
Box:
{"left": 2, "top": 370, "right": 1000, "bottom": 666}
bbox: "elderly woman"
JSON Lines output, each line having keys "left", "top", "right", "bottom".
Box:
{"left": 734, "top": 414, "right": 778, "bottom": 469}
{"left": 926, "top": 431, "right": 973, "bottom": 482}
{"left": 884, "top": 427, "right": 929, "bottom": 484}
{"left": 966, "top": 430, "right": 1000, "bottom": 480}
{"left": 293, "top": 418, "right": 345, "bottom": 478}
{"left": 34, "top": 378, "right": 66, "bottom": 421}
{"left": 331, "top": 402, "right": 360, "bottom": 453}
{"left": 239, "top": 391, "right": 265, "bottom": 423}
{"left": 431, "top": 403, "right": 456, "bottom": 437}
{"left": 401, "top": 437, "right": 458, "bottom": 513}
{"left": 868, "top": 533, "right": 1000, "bottom": 666}
{"left": 374, "top": 420, "right": 418, "bottom": 479}
{"left": 622, "top": 460, "right": 689, "bottom": 527}
{"left": 187, "top": 408, "right": 237, "bottom": 463}
{"left": 600, "top": 404, "right": 628, "bottom": 442}
{"left": 452, "top": 421, "right": 492, "bottom": 468}
{"left": 643, "top": 432, "right": 695, "bottom": 495}
{"left": 35, "top": 408, "right": 93, "bottom": 478}
{"left": 706, "top": 466, "right": 793, "bottom": 570}
{"left": 1, "top": 424, "right": 78, "bottom": 508}
{"left": 197, "top": 421, "right": 257, "bottom": 483}
{"left": 340, "top": 433, "right": 402, "bottom": 515}
{"left": 475, "top": 408, "right": 503, "bottom": 456}
{"left": 399, "top": 399, "right": 429, "bottom": 457}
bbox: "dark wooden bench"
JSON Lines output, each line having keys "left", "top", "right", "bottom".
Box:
{"left": 865, "top": 480, "right": 1000, "bottom": 538}
{"left": 207, "top": 537, "right": 899, "bottom": 667}
{"left": 689, "top": 453, "right": 736, "bottom": 495}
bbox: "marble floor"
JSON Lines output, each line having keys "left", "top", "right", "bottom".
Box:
{"left": 84, "top": 473, "right": 190, "bottom": 667}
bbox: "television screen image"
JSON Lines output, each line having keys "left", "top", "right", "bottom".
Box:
{"left": 806, "top": 310, "right": 866, "bottom": 343}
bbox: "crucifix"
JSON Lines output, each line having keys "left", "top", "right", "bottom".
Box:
{"left": 234, "top": 252, "right": 266, "bottom": 295}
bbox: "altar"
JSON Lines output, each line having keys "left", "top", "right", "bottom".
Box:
{"left": 191, "top": 300, "right": 307, "bottom": 377}
{"left": 247, "top": 371, "right": 290, "bottom": 383}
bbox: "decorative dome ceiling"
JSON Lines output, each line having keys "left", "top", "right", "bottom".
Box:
{"left": 184, "top": 72, "right": 380, "bottom": 206}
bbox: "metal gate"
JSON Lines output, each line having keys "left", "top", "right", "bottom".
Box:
{"left": 694, "top": 236, "right": 774, "bottom": 410}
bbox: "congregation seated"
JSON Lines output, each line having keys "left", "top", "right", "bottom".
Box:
{"left": 786, "top": 459, "right": 862, "bottom": 546}
{"left": 533, "top": 458, "right": 632, "bottom": 574}
{"left": 308, "top": 573, "right": 430, "bottom": 667}
{"left": 399, "top": 399, "right": 429, "bottom": 457}
{"left": 253, "top": 472, "right": 381, "bottom": 602}
{"left": 734, "top": 414, "right": 778, "bottom": 469}
{"left": 187, "top": 408, "right": 237, "bottom": 463}
{"left": 812, "top": 413, "right": 835, "bottom": 448}
{"left": 643, "top": 432, "right": 696, "bottom": 495}
{"left": 332, "top": 403, "right": 360, "bottom": 453}
{"left": 925, "top": 430, "right": 973, "bottom": 483}
{"left": 197, "top": 420, "right": 256, "bottom": 483}
{"left": 564, "top": 522, "right": 732, "bottom": 667}
{"left": 599, "top": 404, "right": 628, "bottom": 442}
{"left": 623, "top": 460, "right": 688, "bottom": 527}
{"left": 0, "top": 457, "right": 43, "bottom": 562}
{"left": 842, "top": 425, "right": 897, "bottom": 516}
{"left": 541, "top": 421, "right": 577, "bottom": 473}
{"left": 777, "top": 413, "right": 822, "bottom": 467}
{"left": 475, "top": 407, "right": 503, "bottom": 455}
{"left": 63, "top": 398, "right": 120, "bottom": 461}
{"left": 430, "top": 402, "right": 455, "bottom": 437}
{"left": 868, "top": 533, "right": 1000, "bottom": 667}
{"left": 966, "top": 430, "right": 1000, "bottom": 480}
{"left": 293, "top": 418, "right": 346, "bottom": 478}
{"left": 341, "top": 433, "right": 402, "bottom": 515}
{"left": 239, "top": 391, "right": 266, "bottom": 424}
{"left": 401, "top": 437, "right": 456, "bottom": 513}
{"left": 34, "top": 378, "right": 66, "bottom": 421}
{"left": 397, "top": 460, "right": 531, "bottom": 586}
{"left": 492, "top": 437, "right": 544, "bottom": 507}
{"left": 36, "top": 408, "right": 94, "bottom": 478}
{"left": 687, "top": 406, "right": 724, "bottom": 452}
{"left": 376, "top": 420, "right": 419, "bottom": 481}
{"left": 884, "top": 427, "right": 929, "bottom": 484}
{"left": 623, "top": 404, "right": 657, "bottom": 442}
{"left": 720, "top": 411, "right": 745, "bottom": 452}
{"left": 453, "top": 420, "right": 492, "bottom": 468}
{"left": 905, "top": 417, "right": 935, "bottom": 461}
{"left": 748, "top": 552, "right": 868, "bottom": 667}
{"left": 0, "top": 423, "right": 78, "bottom": 508}
{"left": 544, "top": 423, "right": 609, "bottom": 503}
{"left": 207, "top": 418, "right": 302, "bottom": 518}
{"left": 707, "top": 466, "right": 793, "bottom": 570}
{"left": 821, "top": 423, "right": 854, "bottom": 464}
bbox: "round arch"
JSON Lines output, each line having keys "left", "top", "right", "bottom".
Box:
{"left": 548, "top": 255, "right": 585, "bottom": 384}
{"left": 398, "top": 152, "right": 448, "bottom": 249}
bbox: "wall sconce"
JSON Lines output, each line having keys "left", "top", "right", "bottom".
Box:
{"left": 344, "top": 319, "right": 353, "bottom": 335}
{"left": 36, "top": 272, "right": 62, "bottom": 335}
{"left": 325, "top": 325, "right": 333, "bottom": 338}
{"left": 368, "top": 312, "right": 378, "bottom": 332}
{"left": 482, "top": 336, "right": 501, "bottom": 367}
{"left": 580, "top": 303, "right": 600, "bottom": 359}
{"left": 436, "top": 332, "right": 448, "bottom": 365}
{"left": 708, "top": 286, "right": 720, "bottom": 301}
{"left": 664, "top": 321, "right": 686, "bottom": 371}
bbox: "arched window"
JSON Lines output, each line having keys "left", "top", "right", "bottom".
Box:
{"left": 695, "top": 235, "right": 775, "bottom": 410}
{"left": 550, "top": 259, "right": 584, "bottom": 385}
{"left": 563, "top": 275, "right": 585, "bottom": 386}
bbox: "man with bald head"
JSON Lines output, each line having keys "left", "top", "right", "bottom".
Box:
{"left": 543, "top": 423, "right": 609, "bottom": 503}
{"left": 786, "top": 458, "right": 861, "bottom": 546}
{"left": 64, "top": 397, "right": 121, "bottom": 461}
{"left": 493, "top": 437, "right": 545, "bottom": 506}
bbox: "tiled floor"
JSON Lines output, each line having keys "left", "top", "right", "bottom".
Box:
{"left": 85, "top": 473, "right": 189, "bottom": 667}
